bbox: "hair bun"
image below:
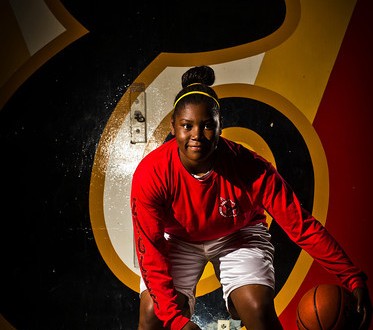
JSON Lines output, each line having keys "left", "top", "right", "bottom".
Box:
{"left": 181, "top": 65, "right": 215, "bottom": 88}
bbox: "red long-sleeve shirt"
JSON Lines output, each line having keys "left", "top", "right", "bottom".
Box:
{"left": 131, "top": 137, "right": 365, "bottom": 330}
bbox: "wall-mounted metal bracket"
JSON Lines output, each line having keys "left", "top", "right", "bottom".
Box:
{"left": 129, "top": 83, "right": 147, "bottom": 144}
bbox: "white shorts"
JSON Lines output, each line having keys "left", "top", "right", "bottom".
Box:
{"left": 140, "top": 223, "right": 275, "bottom": 314}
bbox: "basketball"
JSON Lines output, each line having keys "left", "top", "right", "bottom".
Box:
{"left": 296, "top": 284, "right": 361, "bottom": 330}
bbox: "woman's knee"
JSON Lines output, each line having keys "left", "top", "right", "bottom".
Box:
{"left": 138, "top": 290, "right": 191, "bottom": 329}
{"left": 138, "top": 291, "right": 163, "bottom": 330}
{"left": 229, "top": 286, "right": 282, "bottom": 329}
{"left": 229, "top": 284, "right": 277, "bottom": 320}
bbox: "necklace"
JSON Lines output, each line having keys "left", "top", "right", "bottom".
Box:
{"left": 191, "top": 169, "right": 213, "bottom": 180}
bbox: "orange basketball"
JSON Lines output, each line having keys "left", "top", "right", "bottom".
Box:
{"left": 296, "top": 284, "right": 361, "bottom": 330}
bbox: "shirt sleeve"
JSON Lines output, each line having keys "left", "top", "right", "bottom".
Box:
{"left": 254, "top": 163, "right": 366, "bottom": 291}
{"left": 131, "top": 165, "right": 190, "bottom": 330}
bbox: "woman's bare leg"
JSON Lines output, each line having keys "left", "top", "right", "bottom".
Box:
{"left": 229, "top": 284, "right": 283, "bottom": 330}
{"left": 138, "top": 290, "right": 190, "bottom": 330}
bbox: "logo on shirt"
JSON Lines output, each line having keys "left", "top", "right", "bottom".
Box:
{"left": 219, "top": 197, "right": 239, "bottom": 218}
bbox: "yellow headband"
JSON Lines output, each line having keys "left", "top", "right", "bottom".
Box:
{"left": 187, "top": 83, "right": 203, "bottom": 87}
{"left": 173, "top": 91, "right": 220, "bottom": 109}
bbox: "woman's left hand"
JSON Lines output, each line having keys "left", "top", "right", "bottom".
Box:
{"left": 353, "top": 287, "right": 372, "bottom": 329}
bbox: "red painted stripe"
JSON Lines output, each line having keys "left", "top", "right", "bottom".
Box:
{"left": 280, "top": 0, "right": 373, "bottom": 328}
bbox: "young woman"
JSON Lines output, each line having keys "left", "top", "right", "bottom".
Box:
{"left": 131, "top": 66, "right": 371, "bottom": 330}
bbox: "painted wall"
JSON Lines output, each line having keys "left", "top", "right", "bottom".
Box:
{"left": 1, "top": 0, "right": 372, "bottom": 329}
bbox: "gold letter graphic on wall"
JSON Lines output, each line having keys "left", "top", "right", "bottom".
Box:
{"left": 0, "top": 0, "right": 88, "bottom": 110}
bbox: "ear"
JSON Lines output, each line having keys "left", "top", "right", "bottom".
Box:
{"left": 170, "top": 118, "right": 175, "bottom": 135}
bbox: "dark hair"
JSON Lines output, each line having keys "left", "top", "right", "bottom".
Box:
{"left": 181, "top": 65, "right": 215, "bottom": 88}
{"left": 173, "top": 66, "right": 220, "bottom": 118}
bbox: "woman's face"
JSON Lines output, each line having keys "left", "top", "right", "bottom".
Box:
{"left": 171, "top": 102, "right": 221, "bottom": 172}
